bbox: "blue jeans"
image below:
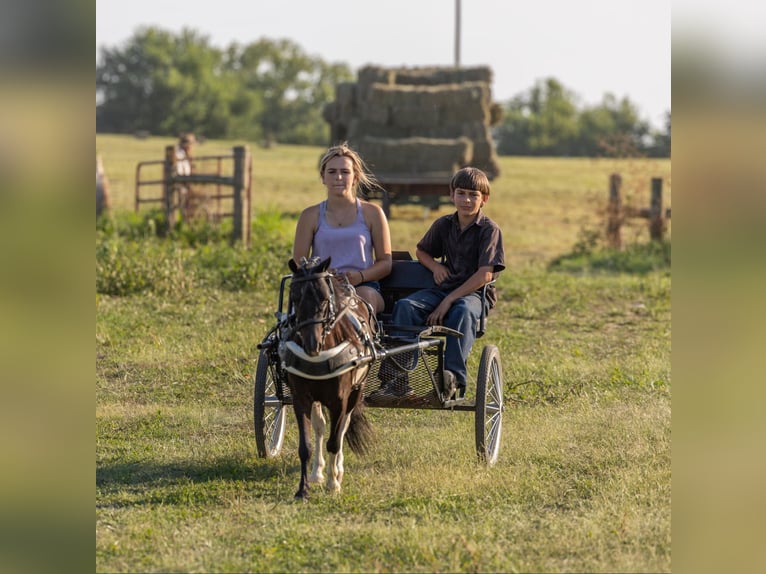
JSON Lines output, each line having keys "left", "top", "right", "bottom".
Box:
{"left": 391, "top": 288, "right": 484, "bottom": 391}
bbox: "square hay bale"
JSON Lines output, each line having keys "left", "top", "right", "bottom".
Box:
{"left": 364, "top": 83, "right": 490, "bottom": 127}
{"left": 357, "top": 66, "right": 396, "bottom": 94}
{"left": 357, "top": 136, "right": 473, "bottom": 174}
{"left": 392, "top": 66, "right": 493, "bottom": 86}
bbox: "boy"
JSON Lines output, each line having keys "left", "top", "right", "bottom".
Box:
{"left": 388, "top": 167, "right": 505, "bottom": 399}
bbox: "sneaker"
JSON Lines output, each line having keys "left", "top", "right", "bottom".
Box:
{"left": 390, "top": 372, "right": 412, "bottom": 396}
{"left": 442, "top": 370, "right": 457, "bottom": 400}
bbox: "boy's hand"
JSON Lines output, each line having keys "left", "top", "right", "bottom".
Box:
{"left": 432, "top": 264, "right": 450, "bottom": 285}
{"left": 426, "top": 299, "right": 453, "bottom": 325}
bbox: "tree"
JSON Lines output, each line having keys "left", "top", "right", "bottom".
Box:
{"left": 96, "top": 28, "right": 353, "bottom": 144}
{"left": 646, "top": 111, "right": 671, "bottom": 158}
{"left": 526, "top": 78, "right": 580, "bottom": 155}
{"left": 495, "top": 78, "right": 579, "bottom": 156}
{"left": 225, "top": 39, "right": 352, "bottom": 145}
{"left": 96, "top": 27, "right": 232, "bottom": 137}
{"left": 494, "top": 77, "right": 668, "bottom": 157}
{"left": 575, "top": 93, "right": 650, "bottom": 157}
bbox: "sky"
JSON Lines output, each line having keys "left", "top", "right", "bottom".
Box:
{"left": 96, "top": 0, "right": 673, "bottom": 129}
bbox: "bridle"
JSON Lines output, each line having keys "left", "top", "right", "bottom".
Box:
{"left": 288, "top": 271, "right": 351, "bottom": 346}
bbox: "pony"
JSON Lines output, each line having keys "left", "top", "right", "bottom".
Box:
{"left": 280, "top": 257, "right": 377, "bottom": 499}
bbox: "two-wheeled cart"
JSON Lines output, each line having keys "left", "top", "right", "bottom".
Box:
{"left": 253, "top": 255, "right": 503, "bottom": 464}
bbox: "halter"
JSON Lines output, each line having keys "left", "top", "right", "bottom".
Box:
{"left": 288, "top": 271, "right": 342, "bottom": 343}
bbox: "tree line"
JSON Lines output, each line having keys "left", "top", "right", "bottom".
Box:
{"left": 494, "top": 78, "right": 670, "bottom": 158}
{"left": 96, "top": 27, "right": 670, "bottom": 157}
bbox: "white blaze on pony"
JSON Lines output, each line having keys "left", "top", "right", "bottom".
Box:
{"left": 282, "top": 257, "right": 376, "bottom": 499}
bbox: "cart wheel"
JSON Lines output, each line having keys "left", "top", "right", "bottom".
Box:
{"left": 253, "top": 347, "right": 287, "bottom": 458}
{"left": 475, "top": 345, "right": 503, "bottom": 465}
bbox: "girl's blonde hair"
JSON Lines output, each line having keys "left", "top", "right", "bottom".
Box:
{"left": 319, "top": 142, "right": 383, "bottom": 198}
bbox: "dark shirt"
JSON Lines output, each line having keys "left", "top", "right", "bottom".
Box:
{"left": 416, "top": 210, "right": 505, "bottom": 307}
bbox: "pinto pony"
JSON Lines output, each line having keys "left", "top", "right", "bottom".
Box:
{"left": 280, "top": 257, "right": 377, "bottom": 499}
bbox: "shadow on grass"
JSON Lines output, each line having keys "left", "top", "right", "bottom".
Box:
{"left": 96, "top": 456, "right": 297, "bottom": 489}
{"left": 548, "top": 239, "right": 671, "bottom": 275}
{"left": 96, "top": 456, "right": 304, "bottom": 507}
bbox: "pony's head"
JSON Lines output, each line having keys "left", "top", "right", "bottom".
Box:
{"left": 287, "top": 257, "right": 342, "bottom": 356}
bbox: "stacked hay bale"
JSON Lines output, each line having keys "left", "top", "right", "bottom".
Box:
{"left": 323, "top": 65, "right": 503, "bottom": 179}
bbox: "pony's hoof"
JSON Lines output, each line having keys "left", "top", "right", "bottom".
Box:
{"left": 326, "top": 482, "right": 342, "bottom": 495}
{"left": 308, "top": 473, "right": 325, "bottom": 484}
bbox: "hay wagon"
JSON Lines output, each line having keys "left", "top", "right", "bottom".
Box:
{"left": 367, "top": 173, "right": 454, "bottom": 217}
{"left": 323, "top": 65, "right": 504, "bottom": 218}
{"left": 252, "top": 254, "right": 504, "bottom": 465}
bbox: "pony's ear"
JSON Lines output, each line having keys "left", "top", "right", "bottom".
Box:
{"left": 288, "top": 258, "right": 299, "bottom": 273}
{"left": 319, "top": 257, "right": 332, "bottom": 272}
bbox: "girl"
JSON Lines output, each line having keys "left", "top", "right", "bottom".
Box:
{"left": 292, "top": 143, "right": 392, "bottom": 314}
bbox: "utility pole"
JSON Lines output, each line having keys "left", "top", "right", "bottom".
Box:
{"left": 454, "top": 0, "right": 461, "bottom": 67}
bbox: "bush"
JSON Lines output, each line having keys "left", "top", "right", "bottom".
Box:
{"left": 96, "top": 210, "right": 292, "bottom": 296}
{"left": 549, "top": 238, "right": 671, "bottom": 275}
{"left": 96, "top": 237, "right": 194, "bottom": 296}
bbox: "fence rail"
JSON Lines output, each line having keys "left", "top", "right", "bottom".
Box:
{"left": 134, "top": 145, "right": 252, "bottom": 246}
{"left": 606, "top": 174, "right": 671, "bottom": 248}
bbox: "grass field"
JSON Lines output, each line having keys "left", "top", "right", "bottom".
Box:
{"left": 96, "top": 135, "right": 671, "bottom": 572}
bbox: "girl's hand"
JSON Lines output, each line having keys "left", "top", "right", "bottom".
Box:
{"left": 344, "top": 271, "right": 361, "bottom": 285}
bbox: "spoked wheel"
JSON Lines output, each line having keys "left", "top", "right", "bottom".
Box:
{"left": 475, "top": 345, "right": 503, "bottom": 465}
{"left": 253, "top": 346, "right": 287, "bottom": 458}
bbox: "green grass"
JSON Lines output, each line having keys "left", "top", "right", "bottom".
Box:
{"left": 96, "top": 135, "right": 671, "bottom": 572}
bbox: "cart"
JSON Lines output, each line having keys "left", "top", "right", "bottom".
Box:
{"left": 253, "top": 254, "right": 504, "bottom": 465}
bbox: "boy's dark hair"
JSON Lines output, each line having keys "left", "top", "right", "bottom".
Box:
{"left": 449, "top": 167, "right": 491, "bottom": 197}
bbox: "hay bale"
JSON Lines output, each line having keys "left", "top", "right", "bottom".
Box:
{"left": 489, "top": 102, "right": 504, "bottom": 126}
{"left": 361, "top": 83, "right": 490, "bottom": 128}
{"left": 326, "top": 65, "right": 502, "bottom": 183}
{"left": 347, "top": 119, "right": 415, "bottom": 141}
{"left": 357, "top": 66, "right": 396, "bottom": 99}
{"left": 322, "top": 101, "right": 336, "bottom": 123}
{"left": 357, "top": 136, "right": 473, "bottom": 175}
{"left": 334, "top": 82, "right": 357, "bottom": 124}
{"left": 392, "top": 66, "right": 493, "bottom": 86}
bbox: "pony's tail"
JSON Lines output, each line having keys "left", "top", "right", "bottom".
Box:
{"left": 345, "top": 404, "right": 375, "bottom": 456}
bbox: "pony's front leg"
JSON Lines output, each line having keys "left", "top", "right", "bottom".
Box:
{"left": 326, "top": 411, "right": 352, "bottom": 494}
{"left": 292, "top": 401, "right": 313, "bottom": 500}
{"left": 309, "top": 402, "right": 325, "bottom": 484}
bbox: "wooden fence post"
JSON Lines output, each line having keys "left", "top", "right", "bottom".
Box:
{"left": 232, "top": 145, "right": 251, "bottom": 247}
{"left": 649, "top": 177, "right": 665, "bottom": 241}
{"left": 606, "top": 173, "right": 622, "bottom": 249}
{"left": 163, "top": 145, "right": 177, "bottom": 232}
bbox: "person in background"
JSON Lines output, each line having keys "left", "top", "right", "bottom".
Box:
{"left": 96, "top": 154, "right": 111, "bottom": 218}
{"left": 174, "top": 133, "right": 196, "bottom": 219}
{"left": 175, "top": 133, "right": 195, "bottom": 176}
{"left": 292, "top": 142, "right": 392, "bottom": 315}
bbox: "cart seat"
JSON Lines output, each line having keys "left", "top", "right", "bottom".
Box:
{"left": 378, "top": 252, "right": 493, "bottom": 338}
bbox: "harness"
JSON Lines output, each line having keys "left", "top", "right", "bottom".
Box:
{"left": 279, "top": 270, "right": 378, "bottom": 381}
